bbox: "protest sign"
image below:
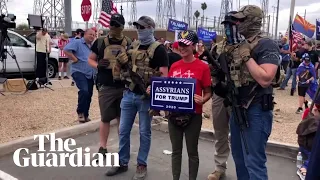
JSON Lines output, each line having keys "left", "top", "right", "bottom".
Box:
{"left": 316, "top": 19, "right": 320, "bottom": 40}
{"left": 167, "top": 18, "right": 188, "bottom": 32}
{"left": 197, "top": 27, "right": 216, "bottom": 42}
{"left": 150, "top": 77, "right": 196, "bottom": 113}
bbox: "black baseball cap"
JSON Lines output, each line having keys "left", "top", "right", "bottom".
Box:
{"left": 221, "top": 11, "right": 240, "bottom": 24}
{"left": 110, "top": 14, "right": 125, "bottom": 26}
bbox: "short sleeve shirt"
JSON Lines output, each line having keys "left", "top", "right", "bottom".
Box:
{"left": 168, "top": 59, "right": 211, "bottom": 114}
{"left": 239, "top": 38, "right": 281, "bottom": 104}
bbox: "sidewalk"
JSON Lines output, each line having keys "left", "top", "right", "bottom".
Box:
{"left": 0, "top": 126, "right": 299, "bottom": 180}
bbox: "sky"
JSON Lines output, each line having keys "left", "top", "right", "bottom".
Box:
{"left": 4, "top": 0, "right": 320, "bottom": 36}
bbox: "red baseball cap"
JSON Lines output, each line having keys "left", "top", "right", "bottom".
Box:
{"left": 172, "top": 41, "right": 179, "bottom": 49}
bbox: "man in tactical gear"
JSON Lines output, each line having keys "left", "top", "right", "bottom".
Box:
{"left": 106, "top": 16, "right": 169, "bottom": 180}
{"left": 88, "top": 14, "right": 131, "bottom": 160}
{"left": 207, "top": 40, "right": 232, "bottom": 180}
{"left": 218, "top": 6, "right": 281, "bottom": 180}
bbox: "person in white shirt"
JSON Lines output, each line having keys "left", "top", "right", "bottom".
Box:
{"left": 36, "top": 28, "right": 51, "bottom": 79}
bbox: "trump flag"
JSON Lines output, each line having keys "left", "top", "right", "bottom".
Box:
{"left": 316, "top": 19, "right": 320, "bottom": 40}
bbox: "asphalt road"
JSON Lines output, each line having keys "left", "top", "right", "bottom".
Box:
{"left": 0, "top": 126, "right": 299, "bottom": 180}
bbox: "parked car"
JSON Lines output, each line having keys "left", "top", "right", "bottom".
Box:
{"left": 0, "top": 30, "right": 59, "bottom": 78}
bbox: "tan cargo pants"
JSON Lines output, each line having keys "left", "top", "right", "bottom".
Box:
{"left": 211, "top": 93, "right": 231, "bottom": 173}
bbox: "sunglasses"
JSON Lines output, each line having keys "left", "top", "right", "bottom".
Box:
{"left": 110, "top": 21, "right": 121, "bottom": 28}
{"left": 178, "top": 42, "right": 190, "bottom": 47}
{"left": 135, "top": 24, "right": 146, "bottom": 29}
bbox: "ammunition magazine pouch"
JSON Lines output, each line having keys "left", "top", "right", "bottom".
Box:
{"left": 261, "top": 94, "right": 274, "bottom": 111}
{"left": 168, "top": 112, "right": 194, "bottom": 128}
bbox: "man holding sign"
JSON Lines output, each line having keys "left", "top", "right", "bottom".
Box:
{"left": 167, "top": 30, "right": 212, "bottom": 180}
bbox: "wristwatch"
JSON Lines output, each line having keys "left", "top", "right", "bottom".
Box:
{"left": 242, "top": 56, "right": 251, "bottom": 62}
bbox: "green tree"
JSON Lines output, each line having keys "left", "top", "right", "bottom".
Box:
{"left": 194, "top": 10, "right": 200, "bottom": 30}
{"left": 16, "top": 23, "right": 30, "bottom": 30}
{"left": 201, "top": 2, "right": 207, "bottom": 27}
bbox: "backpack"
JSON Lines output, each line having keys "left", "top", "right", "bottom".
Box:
{"left": 96, "top": 35, "right": 132, "bottom": 58}
{"left": 296, "top": 115, "right": 320, "bottom": 151}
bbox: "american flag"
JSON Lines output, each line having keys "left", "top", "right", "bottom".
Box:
{"left": 283, "top": 25, "right": 304, "bottom": 51}
{"left": 98, "top": 0, "right": 118, "bottom": 28}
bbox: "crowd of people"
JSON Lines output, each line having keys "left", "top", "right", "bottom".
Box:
{"left": 33, "top": 4, "right": 320, "bottom": 180}
{"left": 277, "top": 30, "right": 320, "bottom": 180}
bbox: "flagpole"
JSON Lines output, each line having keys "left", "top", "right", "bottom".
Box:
{"left": 288, "top": 0, "right": 296, "bottom": 52}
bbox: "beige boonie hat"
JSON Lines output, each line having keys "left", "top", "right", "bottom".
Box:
{"left": 61, "top": 33, "right": 69, "bottom": 40}
{"left": 231, "top": 5, "right": 263, "bottom": 19}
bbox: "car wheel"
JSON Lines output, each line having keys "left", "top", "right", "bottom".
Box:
{"left": 48, "top": 60, "right": 57, "bottom": 78}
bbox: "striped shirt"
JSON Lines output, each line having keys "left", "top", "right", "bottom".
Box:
{"left": 63, "top": 38, "right": 96, "bottom": 79}
{"left": 58, "top": 39, "right": 70, "bottom": 58}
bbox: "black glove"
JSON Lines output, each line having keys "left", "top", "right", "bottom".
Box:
{"left": 97, "top": 59, "right": 110, "bottom": 70}
{"left": 213, "top": 82, "right": 228, "bottom": 98}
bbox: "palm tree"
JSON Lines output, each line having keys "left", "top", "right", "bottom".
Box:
{"left": 201, "top": 2, "right": 207, "bottom": 27}
{"left": 194, "top": 10, "right": 200, "bottom": 30}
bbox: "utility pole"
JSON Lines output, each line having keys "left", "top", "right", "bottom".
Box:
{"left": 267, "top": 15, "right": 270, "bottom": 36}
{"left": 303, "top": 9, "right": 306, "bottom": 19}
{"left": 272, "top": 6, "right": 276, "bottom": 38}
{"left": 274, "top": 0, "right": 280, "bottom": 40}
{"left": 288, "top": 0, "right": 296, "bottom": 49}
{"left": 64, "top": 0, "right": 72, "bottom": 35}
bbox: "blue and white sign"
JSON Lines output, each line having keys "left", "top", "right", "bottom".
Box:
{"left": 316, "top": 19, "right": 320, "bottom": 40}
{"left": 197, "top": 27, "right": 217, "bottom": 42}
{"left": 167, "top": 18, "right": 188, "bottom": 32}
{"left": 150, "top": 77, "right": 196, "bottom": 113}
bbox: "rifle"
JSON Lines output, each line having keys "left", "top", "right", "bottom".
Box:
{"left": 218, "top": 51, "right": 250, "bottom": 155}
{"left": 116, "top": 51, "right": 162, "bottom": 100}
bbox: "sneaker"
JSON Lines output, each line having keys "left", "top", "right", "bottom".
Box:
{"left": 78, "top": 113, "right": 86, "bottom": 123}
{"left": 290, "top": 89, "right": 295, "bottom": 96}
{"left": 85, "top": 117, "right": 92, "bottom": 122}
{"left": 208, "top": 171, "right": 226, "bottom": 180}
{"left": 94, "top": 147, "right": 107, "bottom": 162}
{"left": 64, "top": 76, "right": 70, "bottom": 79}
{"left": 132, "top": 165, "right": 147, "bottom": 180}
{"left": 105, "top": 165, "right": 128, "bottom": 176}
{"left": 58, "top": 76, "right": 62, "bottom": 80}
{"left": 304, "top": 101, "right": 309, "bottom": 109}
{"left": 296, "top": 169, "right": 306, "bottom": 180}
{"left": 296, "top": 107, "right": 303, "bottom": 114}
{"left": 277, "top": 87, "right": 285, "bottom": 90}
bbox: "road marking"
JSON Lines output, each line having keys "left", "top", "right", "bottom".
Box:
{"left": 0, "top": 170, "right": 18, "bottom": 180}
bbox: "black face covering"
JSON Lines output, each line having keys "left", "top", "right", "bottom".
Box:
{"left": 224, "top": 22, "right": 245, "bottom": 45}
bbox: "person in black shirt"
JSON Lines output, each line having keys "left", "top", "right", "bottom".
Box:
{"left": 88, "top": 14, "right": 131, "bottom": 161}
{"left": 106, "top": 16, "right": 168, "bottom": 179}
{"left": 304, "top": 41, "right": 319, "bottom": 77}
{"left": 168, "top": 41, "right": 182, "bottom": 69}
{"left": 278, "top": 42, "right": 306, "bottom": 95}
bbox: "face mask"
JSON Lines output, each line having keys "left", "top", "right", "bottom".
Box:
{"left": 137, "top": 28, "right": 155, "bottom": 45}
{"left": 224, "top": 23, "right": 245, "bottom": 45}
{"left": 109, "top": 26, "right": 124, "bottom": 40}
{"left": 237, "top": 17, "right": 262, "bottom": 38}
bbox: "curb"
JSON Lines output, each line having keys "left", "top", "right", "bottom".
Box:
{"left": 151, "top": 121, "right": 299, "bottom": 160}
{"left": 0, "top": 120, "right": 117, "bottom": 158}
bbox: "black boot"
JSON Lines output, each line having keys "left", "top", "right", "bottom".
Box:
{"left": 290, "top": 89, "right": 294, "bottom": 96}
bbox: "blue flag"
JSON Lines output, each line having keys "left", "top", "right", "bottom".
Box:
{"left": 316, "top": 19, "right": 320, "bottom": 40}
{"left": 197, "top": 28, "right": 216, "bottom": 42}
